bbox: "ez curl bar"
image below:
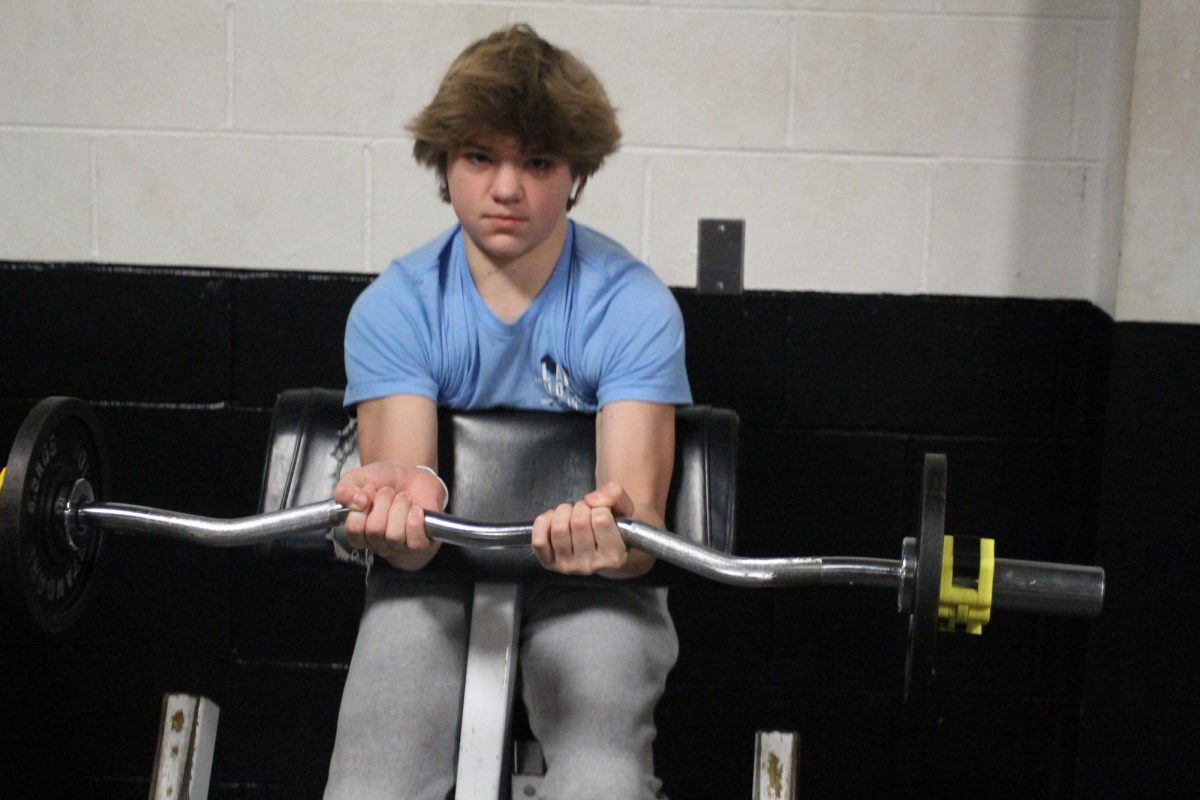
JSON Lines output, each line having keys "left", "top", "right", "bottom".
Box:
{"left": 0, "top": 397, "right": 1105, "bottom": 702}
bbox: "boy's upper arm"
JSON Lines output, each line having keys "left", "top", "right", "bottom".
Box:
{"left": 593, "top": 269, "right": 690, "bottom": 410}
{"left": 344, "top": 264, "right": 441, "bottom": 409}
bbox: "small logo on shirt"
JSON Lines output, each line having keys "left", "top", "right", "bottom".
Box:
{"left": 539, "top": 356, "right": 590, "bottom": 411}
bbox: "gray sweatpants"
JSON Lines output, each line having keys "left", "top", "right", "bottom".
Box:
{"left": 324, "top": 565, "right": 678, "bottom": 800}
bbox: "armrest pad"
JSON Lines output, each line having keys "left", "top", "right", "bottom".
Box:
{"left": 256, "top": 389, "right": 738, "bottom": 578}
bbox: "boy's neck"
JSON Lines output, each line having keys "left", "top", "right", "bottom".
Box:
{"left": 465, "top": 216, "right": 569, "bottom": 325}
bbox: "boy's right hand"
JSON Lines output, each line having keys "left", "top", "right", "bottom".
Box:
{"left": 334, "top": 462, "right": 446, "bottom": 571}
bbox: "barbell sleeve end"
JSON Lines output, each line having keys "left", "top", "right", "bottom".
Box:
{"left": 991, "top": 559, "right": 1106, "bottom": 618}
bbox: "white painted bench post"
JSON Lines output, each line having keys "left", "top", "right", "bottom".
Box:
{"left": 455, "top": 581, "right": 523, "bottom": 800}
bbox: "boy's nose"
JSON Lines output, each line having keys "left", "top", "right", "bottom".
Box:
{"left": 491, "top": 163, "right": 523, "bottom": 202}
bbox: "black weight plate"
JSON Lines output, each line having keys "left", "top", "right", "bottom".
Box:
{"left": 904, "top": 453, "right": 946, "bottom": 705}
{"left": 0, "top": 397, "right": 109, "bottom": 633}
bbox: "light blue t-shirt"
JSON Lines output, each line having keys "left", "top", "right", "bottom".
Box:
{"left": 344, "top": 221, "right": 691, "bottom": 413}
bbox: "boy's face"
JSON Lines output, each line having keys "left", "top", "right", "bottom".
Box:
{"left": 446, "top": 132, "right": 574, "bottom": 270}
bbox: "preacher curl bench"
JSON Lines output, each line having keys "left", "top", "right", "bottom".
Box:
{"left": 258, "top": 388, "right": 738, "bottom": 799}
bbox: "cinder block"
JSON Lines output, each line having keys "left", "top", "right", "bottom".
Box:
{"left": 928, "top": 161, "right": 1098, "bottom": 300}
{"left": 792, "top": 15, "right": 1078, "bottom": 157}
{"left": 936, "top": 0, "right": 1124, "bottom": 18}
{"left": 655, "top": 0, "right": 786, "bottom": 8}
{"left": 658, "top": 1, "right": 934, "bottom": 10}
{"left": 648, "top": 154, "right": 926, "bottom": 291}
{"left": 1116, "top": 2, "right": 1200, "bottom": 324}
{"left": 567, "top": 150, "right": 647, "bottom": 261}
{"left": 235, "top": 1, "right": 508, "bottom": 135}
{"left": 0, "top": 1, "right": 225, "bottom": 129}
{"left": 515, "top": 6, "right": 791, "bottom": 148}
{"left": 0, "top": 133, "right": 92, "bottom": 261}
{"left": 96, "top": 136, "right": 363, "bottom": 271}
{"left": 1074, "top": 19, "right": 1137, "bottom": 161}
{"left": 370, "top": 140, "right": 462, "bottom": 270}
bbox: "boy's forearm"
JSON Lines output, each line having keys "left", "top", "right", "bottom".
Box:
{"left": 594, "top": 402, "right": 676, "bottom": 579}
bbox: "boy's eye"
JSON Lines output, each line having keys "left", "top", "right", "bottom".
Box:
{"left": 527, "top": 157, "right": 556, "bottom": 172}
{"left": 463, "top": 151, "right": 491, "bottom": 165}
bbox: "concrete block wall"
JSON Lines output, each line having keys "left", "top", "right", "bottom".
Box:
{"left": 0, "top": 1, "right": 1147, "bottom": 311}
{"left": 1117, "top": 0, "right": 1200, "bottom": 324}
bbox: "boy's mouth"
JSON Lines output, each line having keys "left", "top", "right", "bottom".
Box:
{"left": 484, "top": 214, "right": 529, "bottom": 229}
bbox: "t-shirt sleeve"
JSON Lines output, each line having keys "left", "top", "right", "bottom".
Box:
{"left": 343, "top": 267, "right": 439, "bottom": 411}
{"left": 594, "top": 268, "right": 692, "bottom": 409}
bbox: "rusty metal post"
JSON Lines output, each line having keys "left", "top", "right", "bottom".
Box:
{"left": 149, "top": 693, "right": 220, "bottom": 800}
{"left": 753, "top": 730, "right": 798, "bottom": 800}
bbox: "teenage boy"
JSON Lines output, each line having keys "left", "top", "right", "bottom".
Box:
{"left": 326, "top": 25, "right": 691, "bottom": 800}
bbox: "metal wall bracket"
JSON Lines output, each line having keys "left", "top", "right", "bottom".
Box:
{"left": 698, "top": 219, "right": 744, "bottom": 294}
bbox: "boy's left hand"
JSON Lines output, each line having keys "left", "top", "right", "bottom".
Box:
{"left": 531, "top": 482, "right": 633, "bottom": 576}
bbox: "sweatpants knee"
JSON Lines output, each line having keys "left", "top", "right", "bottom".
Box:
{"left": 538, "top": 748, "right": 662, "bottom": 800}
